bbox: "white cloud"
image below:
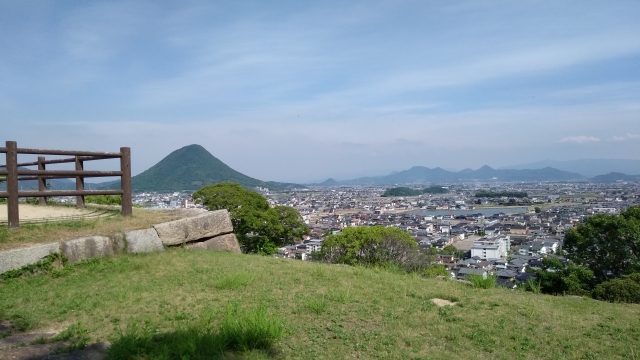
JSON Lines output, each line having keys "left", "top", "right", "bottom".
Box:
{"left": 610, "top": 133, "right": 640, "bottom": 141}
{"left": 559, "top": 136, "right": 601, "bottom": 144}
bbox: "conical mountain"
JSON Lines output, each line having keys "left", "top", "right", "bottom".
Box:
{"left": 129, "top": 144, "right": 274, "bottom": 192}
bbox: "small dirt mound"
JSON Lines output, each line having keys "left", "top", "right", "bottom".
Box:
{"left": 431, "top": 298, "right": 457, "bottom": 307}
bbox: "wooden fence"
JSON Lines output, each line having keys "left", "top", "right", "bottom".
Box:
{"left": 0, "top": 141, "right": 132, "bottom": 229}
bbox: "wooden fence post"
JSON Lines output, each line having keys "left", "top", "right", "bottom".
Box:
{"left": 6, "top": 141, "right": 19, "bottom": 229}
{"left": 75, "top": 156, "right": 85, "bottom": 208}
{"left": 120, "top": 147, "right": 132, "bottom": 217}
{"left": 38, "top": 156, "right": 47, "bottom": 206}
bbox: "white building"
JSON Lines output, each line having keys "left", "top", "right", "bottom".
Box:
{"left": 470, "top": 236, "right": 510, "bottom": 260}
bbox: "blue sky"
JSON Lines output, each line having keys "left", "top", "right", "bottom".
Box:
{"left": 1, "top": 0, "right": 639, "bottom": 182}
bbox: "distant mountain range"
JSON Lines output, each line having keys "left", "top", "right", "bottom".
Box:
{"left": 0, "top": 167, "right": 77, "bottom": 191}
{"left": 500, "top": 159, "right": 640, "bottom": 178}
{"left": 590, "top": 172, "right": 640, "bottom": 182}
{"left": 315, "top": 165, "right": 587, "bottom": 186}
{"left": 99, "top": 144, "right": 304, "bottom": 192}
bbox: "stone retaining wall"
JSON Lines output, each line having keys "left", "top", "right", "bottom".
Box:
{"left": 0, "top": 209, "right": 240, "bottom": 275}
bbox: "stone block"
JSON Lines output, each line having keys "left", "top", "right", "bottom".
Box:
{"left": 125, "top": 228, "right": 164, "bottom": 254}
{"left": 61, "top": 236, "right": 114, "bottom": 264}
{"left": 111, "top": 233, "right": 126, "bottom": 253}
{"left": 153, "top": 210, "right": 233, "bottom": 246}
{"left": 0, "top": 243, "right": 60, "bottom": 275}
{"left": 185, "top": 233, "right": 241, "bottom": 253}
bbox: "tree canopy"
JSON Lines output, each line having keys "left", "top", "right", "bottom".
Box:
{"left": 475, "top": 191, "right": 528, "bottom": 198}
{"left": 381, "top": 186, "right": 448, "bottom": 197}
{"left": 320, "top": 226, "right": 418, "bottom": 267}
{"left": 192, "top": 182, "right": 308, "bottom": 255}
{"left": 564, "top": 206, "right": 640, "bottom": 282}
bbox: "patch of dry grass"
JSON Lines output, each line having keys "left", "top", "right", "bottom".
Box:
{"left": 0, "top": 206, "right": 195, "bottom": 251}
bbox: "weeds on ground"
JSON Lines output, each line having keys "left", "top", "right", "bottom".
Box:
{"left": 108, "top": 302, "right": 284, "bottom": 359}
{"left": 526, "top": 278, "right": 542, "bottom": 294}
{"left": 468, "top": 274, "right": 497, "bottom": 289}
{"left": 215, "top": 273, "right": 254, "bottom": 290}
{"left": 306, "top": 295, "right": 328, "bottom": 314}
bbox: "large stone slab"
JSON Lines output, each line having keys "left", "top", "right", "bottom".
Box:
{"left": 185, "top": 233, "right": 241, "bottom": 253}
{"left": 111, "top": 233, "right": 126, "bottom": 254}
{"left": 153, "top": 210, "right": 233, "bottom": 246}
{"left": 0, "top": 242, "right": 60, "bottom": 274}
{"left": 125, "top": 228, "right": 164, "bottom": 254}
{"left": 61, "top": 236, "right": 114, "bottom": 264}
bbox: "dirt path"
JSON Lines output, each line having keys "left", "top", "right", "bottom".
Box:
{"left": 0, "top": 204, "right": 96, "bottom": 223}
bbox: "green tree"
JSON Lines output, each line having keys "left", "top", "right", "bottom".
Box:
{"left": 535, "top": 257, "right": 594, "bottom": 295}
{"left": 534, "top": 207, "right": 541, "bottom": 213}
{"left": 192, "top": 182, "right": 308, "bottom": 255}
{"left": 272, "top": 205, "right": 310, "bottom": 246}
{"left": 320, "top": 226, "right": 417, "bottom": 267}
{"left": 440, "top": 245, "right": 458, "bottom": 255}
{"left": 592, "top": 273, "right": 640, "bottom": 304}
{"left": 563, "top": 206, "right": 640, "bottom": 282}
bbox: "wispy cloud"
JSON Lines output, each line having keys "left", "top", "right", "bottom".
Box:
{"left": 559, "top": 136, "right": 601, "bottom": 144}
{"left": 610, "top": 133, "right": 640, "bottom": 141}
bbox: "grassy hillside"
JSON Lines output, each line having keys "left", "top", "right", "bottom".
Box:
{"left": 1, "top": 251, "right": 639, "bottom": 359}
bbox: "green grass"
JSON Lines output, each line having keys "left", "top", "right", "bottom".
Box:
{"left": 108, "top": 302, "right": 284, "bottom": 359}
{"left": 215, "top": 273, "right": 254, "bottom": 290}
{"left": 469, "top": 274, "right": 497, "bottom": 289}
{"left": 1, "top": 250, "right": 639, "bottom": 359}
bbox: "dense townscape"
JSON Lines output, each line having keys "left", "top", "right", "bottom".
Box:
{"left": 112, "top": 181, "right": 640, "bottom": 289}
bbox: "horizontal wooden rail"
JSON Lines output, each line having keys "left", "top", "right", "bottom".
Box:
{"left": 16, "top": 175, "right": 116, "bottom": 181}
{"left": 0, "top": 190, "right": 124, "bottom": 198}
{"left": 0, "top": 155, "right": 116, "bottom": 168}
{"left": 0, "top": 170, "right": 122, "bottom": 177}
{"left": 0, "top": 147, "right": 121, "bottom": 157}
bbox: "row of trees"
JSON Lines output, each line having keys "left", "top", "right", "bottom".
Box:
{"left": 381, "top": 185, "right": 448, "bottom": 197}
{"left": 475, "top": 191, "right": 528, "bottom": 198}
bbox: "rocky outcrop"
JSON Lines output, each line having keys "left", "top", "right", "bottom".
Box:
{"left": 185, "top": 233, "right": 241, "bottom": 253}
{"left": 153, "top": 210, "right": 233, "bottom": 246}
{"left": 0, "top": 242, "right": 60, "bottom": 274}
{"left": 60, "top": 236, "right": 114, "bottom": 264}
{"left": 125, "top": 228, "right": 164, "bottom": 254}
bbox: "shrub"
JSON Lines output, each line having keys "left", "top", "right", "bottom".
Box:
{"left": 85, "top": 195, "right": 122, "bottom": 205}
{"left": 535, "top": 257, "right": 593, "bottom": 296}
{"left": 320, "top": 226, "right": 419, "bottom": 270}
{"left": 592, "top": 274, "right": 640, "bottom": 304}
{"left": 422, "top": 264, "right": 449, "bottom": 278}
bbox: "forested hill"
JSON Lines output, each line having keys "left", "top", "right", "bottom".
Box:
{"left": 109, "top": 144, "right": 280, "bottom": 192}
